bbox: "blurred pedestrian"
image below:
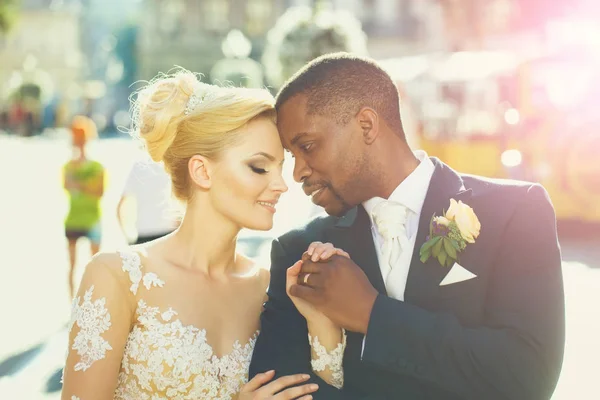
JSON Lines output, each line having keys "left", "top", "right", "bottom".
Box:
{"left": 63, "top": 115, "right": 105, "bottom": 298}
{"left": 117, "top": 158, "right": 178, "bottom": 244}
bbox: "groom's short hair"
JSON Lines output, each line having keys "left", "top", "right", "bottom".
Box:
{"left": 275, "top": 52, "right": 405, "bottom": 139}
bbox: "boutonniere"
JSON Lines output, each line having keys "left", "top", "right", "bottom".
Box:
{"left": 419, "top": 199, "right": 481, "bottom": 267}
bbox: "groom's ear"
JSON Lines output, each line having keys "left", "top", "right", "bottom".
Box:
{"left": 356, "top": 107, "right": 379, "bottom": 145}
{"left": 188, "top": 155, "right": 213, "bottom": 190}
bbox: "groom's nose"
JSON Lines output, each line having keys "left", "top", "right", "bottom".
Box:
{"left": 292, "top": 156, "right": 311, "bottom": 183}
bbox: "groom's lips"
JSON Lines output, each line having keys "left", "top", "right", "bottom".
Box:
{"left": 309, "top": 187, "right": 327, "bottom": 205}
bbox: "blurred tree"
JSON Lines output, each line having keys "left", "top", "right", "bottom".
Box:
{"left": 0, "top": 0, "right": 20, "bottom": 34}
{"left": 113, "top": 23, "right": 138, "bottom": 87}
{"left": 261, "top": 1, "right": 368, "bottom": 90}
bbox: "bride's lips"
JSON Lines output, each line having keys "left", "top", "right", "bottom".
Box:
{"left": 257, "top": 200, "right": 277, "bottom": 213}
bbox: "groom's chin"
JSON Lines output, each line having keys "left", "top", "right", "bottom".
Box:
{"left": 322, "top": 201, "right": 351, "bottom": 218}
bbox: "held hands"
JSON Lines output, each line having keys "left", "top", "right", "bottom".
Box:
{"left": 286, "top": 242, "right": 348, "bottom": 328}
{"left": 237, "top": 370, "right": 318, "bottom": 399}
{"left": 287, "top": 242, "right": 379, "bottom": 334}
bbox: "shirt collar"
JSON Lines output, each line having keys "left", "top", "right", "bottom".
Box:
{"left": 363, "top": 150, "right": 435, "bottom": 224}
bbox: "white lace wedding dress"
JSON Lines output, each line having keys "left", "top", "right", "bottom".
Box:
{"left": 62, "top": 250, "right": 345, "bottom": 400}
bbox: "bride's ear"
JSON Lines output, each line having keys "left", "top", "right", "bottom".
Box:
{"left": 188, "top": 155, "right": 212, "bottom": 189}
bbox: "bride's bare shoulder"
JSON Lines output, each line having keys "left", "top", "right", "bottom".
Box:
{"left": 87, "top": 252, "right": 126, "bottom": 274}
{"left": 84, "top": 250, "right": 144, "bottom": 286}
{"left": 235, "top": 253, "right": 270, "bottom": 288}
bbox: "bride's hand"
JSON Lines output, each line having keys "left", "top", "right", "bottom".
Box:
{"left": 286, "top": 242, "right": 350, "bottom": 325}
{"left": 237, "top": 370, "right": 317, "bottom": 399}
{"left": 305, "top": 241, "right": 350, "bottom": 262}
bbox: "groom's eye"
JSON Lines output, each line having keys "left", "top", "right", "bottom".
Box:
{"left": 300, "top": 143, "right": 313, "bottom": 152}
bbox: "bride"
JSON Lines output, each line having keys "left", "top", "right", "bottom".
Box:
{"left": 61, "top": 70, "right": 346, "bottom": 400}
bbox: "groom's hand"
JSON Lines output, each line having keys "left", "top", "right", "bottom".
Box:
{"left": 290, "top": 254, "right": 378, "bottom": 334}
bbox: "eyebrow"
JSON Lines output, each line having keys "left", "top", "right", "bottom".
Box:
{"left": 290, "top": 132, "right": 309, "bottom": 147}
{"left": 252, "top": 152, "right": 276, "bottom": 161}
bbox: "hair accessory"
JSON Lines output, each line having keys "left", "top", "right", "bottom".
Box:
{"left": 184, "top": 83, "right": 214, "bottom": 115}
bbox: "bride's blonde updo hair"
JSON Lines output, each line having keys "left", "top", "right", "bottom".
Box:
{"left": 130, "top": 68, "right": 276, "bottom": 202}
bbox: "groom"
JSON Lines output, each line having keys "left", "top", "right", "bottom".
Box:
{"left": 249, "top": 53, "right": 565, "bottom": 399}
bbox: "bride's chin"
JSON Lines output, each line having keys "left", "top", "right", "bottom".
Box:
{"left": 243, "top": 217, "right": 274, "bottom": 232}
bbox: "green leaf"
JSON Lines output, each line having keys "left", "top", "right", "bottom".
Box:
{"left": 438, "top": 250, "right": 447, "bottom": 267}
{"left": 448, "top": 256, "right": 455, "bottom": 267}
{"left": 420, "top": 251, "right": 431, "bottom": 263}
{"left": 448, "top": 238, "right": 460, "bottom": 251}
{"left": 443, "top": 237, "right": 458, "bottom": 260}
{"left": 432, "top": 237, "right": 444, "bottom": 257}
{"left": 420, "top": 236, "right": 441, "bottom": 255}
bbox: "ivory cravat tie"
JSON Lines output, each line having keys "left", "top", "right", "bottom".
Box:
{"left": 372, "top": 201, "right": 410, "bottom": 282}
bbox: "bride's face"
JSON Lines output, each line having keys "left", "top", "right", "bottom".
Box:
{"left": 209, "top": 117, "right": 288, "bottom": 231}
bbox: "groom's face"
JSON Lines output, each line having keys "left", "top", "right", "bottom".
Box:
{"left": 277, "top": 94, "right": 368, "bottom": 217}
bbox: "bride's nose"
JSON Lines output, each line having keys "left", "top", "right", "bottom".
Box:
{"left": 271, "top": 174, "right": 288, "bottom": 193}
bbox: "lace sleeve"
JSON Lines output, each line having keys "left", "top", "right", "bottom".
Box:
{"left": 61, "top": 254, "right": 134, "bottom": 400}
{"left": 308, "top": 329, "right": 347, "bottom": 389}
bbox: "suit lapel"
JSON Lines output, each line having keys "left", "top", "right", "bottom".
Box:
{"left": 324, "top": 207, "right": 387, "bottom": 295}
{"left": 322, "top": 158, "right": 472, "bottom": 301}
{"left": 404, "top": 158, "right": 472, "bottom": 305}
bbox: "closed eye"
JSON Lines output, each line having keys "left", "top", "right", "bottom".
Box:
{"left": 250, "top": 166, "right": 268, "bottom": 174}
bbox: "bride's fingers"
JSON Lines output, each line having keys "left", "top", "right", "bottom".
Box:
{"left": 241, "top": 370, "right": 275, "bottom": 392}
{"left": 311, "top": 243, "right": 334, "bottom": 261}
{"left": 318, "top": 248, "right": 336, "bottom": 260}
{"left": 286, "top": 261, "right": 303, "bottom": 292}
{"left": 306, "top": 241, "right": 323, "bottom": 257}
{"left": 272, "top": 382, "right": 319, "bottom": 399}
{"left": 335, "top": 249, "right": 350, "bottom": 258}
{"left": 288, "top": 260, "right": 303, "bottom": 276}
{"left": 317, "top": 247, "right": 349, "bottom": 261}
{"left": 259, "top": 374, "right": 312, "bottom": 397}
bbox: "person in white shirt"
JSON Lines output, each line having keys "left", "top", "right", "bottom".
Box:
{"left": 117, "top": 159, "right": 178, "bottom": 244}
{"left": 250, "top": 53, "right": 564, "bottom": 400}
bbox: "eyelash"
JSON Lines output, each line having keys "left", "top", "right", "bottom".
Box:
{"left": 300, "top": 143, "right": 313, "bottom": 152}
{"left": 250, "top": 166, "right": 268, "bottom": 175}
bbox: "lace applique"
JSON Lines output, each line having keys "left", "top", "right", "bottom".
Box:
{"left": 69, "top": 285, "right": 112, "bottom": 372}
{"left": 114, "top": 300, "right": 258, "bottom": 400}
{"left": 119, "top": 251, "right": 165, "bottom": 294}
{"left": 143, "top": 272, "right": 164, "bottom": 290}
{"left": 308, "top": 329, "right": 347, "bottom": 389}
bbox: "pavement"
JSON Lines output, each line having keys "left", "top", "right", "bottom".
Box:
{"left": 0, "top": 133, "right": 598, "bottom": 399}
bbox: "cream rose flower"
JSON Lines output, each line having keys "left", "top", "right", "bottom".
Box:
{"left": 433, "top": 216, "right": 451, "bottom": 227}
{"left": 445, "top": 199, "right": 481, "bottom": 243}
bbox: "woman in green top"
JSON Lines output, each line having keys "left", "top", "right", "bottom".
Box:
{"left": 63, "top": 116, "right": 105, "bottom": 298}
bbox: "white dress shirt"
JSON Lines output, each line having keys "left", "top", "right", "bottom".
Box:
{"left": 359, "top": 151, "right": 435, "bottom": 356}
{"left": 362, "top": 150, "right": 435, "bottom": 301}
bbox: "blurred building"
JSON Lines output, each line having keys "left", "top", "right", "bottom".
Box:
{"left": 135, "top": 0, "right": 454, "bottom": 82}
{"left": 332, "top": 0, "right": 447, "bottom": 56}
{"left": 0, "top": 0, "right": 82, "bottom": 131}
{"left": 136, "top": 0, "right": 286, "bottom": 81}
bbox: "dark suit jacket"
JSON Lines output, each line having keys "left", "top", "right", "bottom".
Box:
{"left": 249, "top": 158, "right": 565, "bottom": 400}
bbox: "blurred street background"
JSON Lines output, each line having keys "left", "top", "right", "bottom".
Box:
{"left": 0, "top": 0, "right": 599, "bottom": 398}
